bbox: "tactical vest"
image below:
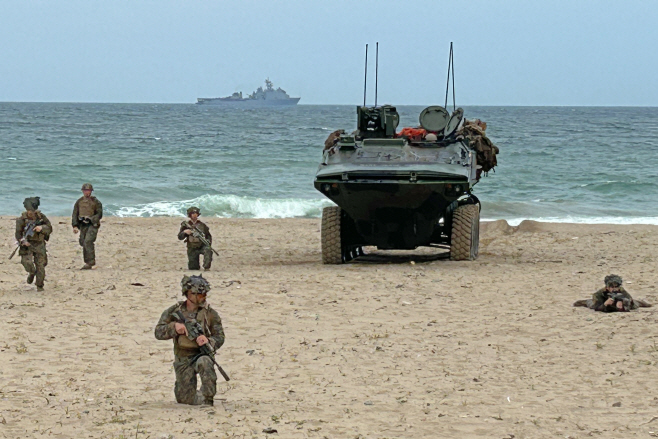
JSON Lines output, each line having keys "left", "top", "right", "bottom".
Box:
{"left": 77, "top": 197, "right": 97, "bottom": 218}
{"left": 175, "top": 307, "right": 209, "bottom": 351}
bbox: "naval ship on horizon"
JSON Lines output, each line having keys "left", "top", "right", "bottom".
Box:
{"left": 196, "top": 79, "right": 300, "bottom": 107}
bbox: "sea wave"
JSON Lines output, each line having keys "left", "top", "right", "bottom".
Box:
{"left": 108, "top": 194, "right": 335, "bottom": 218}
{"left": 500, "top": 216, "right": 658, "bottom": 226}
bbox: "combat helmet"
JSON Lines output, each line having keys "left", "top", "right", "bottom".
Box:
{"left": 187, "top": 206, "right": 201, "bottom": 217}
{"left": 81, "top": 183, "right": 94, "bottom": 191}
{"left": 604, "top": 274, "right": 623, "bottom": 287}
{"left": 23, "top": 197, "right": 40, "bottom": 211}
{"left": 181, "top": 274, "right": 211, "bottom": 296}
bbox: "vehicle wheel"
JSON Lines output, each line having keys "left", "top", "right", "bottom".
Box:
{"left": 450, "top": 204, "right": 480, "bottom": 261}
{"left": 321, "top": 206, "right": 343, "bottom": 264}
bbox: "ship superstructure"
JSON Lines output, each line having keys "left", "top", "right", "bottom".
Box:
{"left": 197, "top": 79, "right": 300, "bottom": 107}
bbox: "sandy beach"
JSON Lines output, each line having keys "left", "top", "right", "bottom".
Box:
{"left": 1, "top": 216, "right": 658, "bottom": 438}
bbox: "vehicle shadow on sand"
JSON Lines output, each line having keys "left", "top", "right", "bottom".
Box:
{"left": 352, "top": 248, "right": 450, "bottom": 264}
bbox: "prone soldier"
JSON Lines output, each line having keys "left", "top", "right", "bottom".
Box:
{"left": 178, "top": 206, "right": 214, "bottom": 270}
{"left": 573, "top": 274, "right": 651, "bottom": 312}
{"left": 154, "top": 275, "right": 225, "bottom": 406}
{"left": 72, "top": 183, "right": 103, "bottom": 269}
{"left": 15, "top": 197, "right": 52, "bottom": 291}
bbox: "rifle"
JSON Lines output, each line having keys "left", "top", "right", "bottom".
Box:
{"left": 9, "top": 219, "right": 40, "bottom": 260}
{"left": 608, "top": 292, "right": 632, "bottom": 311}
{"left": 181, "top": 221, "right": 220, "bottom": 256}
{"left": 173, "top": 310, "right": 230, "bottom": 381}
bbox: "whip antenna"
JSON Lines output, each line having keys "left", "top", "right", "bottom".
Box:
{"left": 444, "top": 42, "right": 456, "bottom": 110}
{"left": 363, "top": 44, "right": 368, "bottom": 107}
{"left": 375, "top": 42, "right": 379, "bottom": 107}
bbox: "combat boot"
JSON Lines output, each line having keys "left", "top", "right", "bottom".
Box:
{"left": 26, "top": 273, "right": 35, "bottom": 284}
{"left": 202, "top": 398, "right": 214, "bottom": 406}
{"left": 81, "top": 264, "right": 92, "bottom": 270}
{"left": 36, "top": 286, "right": 44, "bottom": 292}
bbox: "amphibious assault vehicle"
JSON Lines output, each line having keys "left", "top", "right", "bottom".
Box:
{"left": 314, "top": 104, "right": 485, "bottom": 263}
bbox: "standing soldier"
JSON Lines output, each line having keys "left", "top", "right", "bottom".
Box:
{"left": 154, "top": 275, "right": 225, "bottom": 406}
{"left": 178, "top": 206, "right": 213, "bottom": 270}
{"left": 15, "top": 197, "right": 52, "bottom": 291}
{"left": 72, "top": 183, "right": 103, "bottom": 269}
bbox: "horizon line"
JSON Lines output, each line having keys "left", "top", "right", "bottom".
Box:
{"left": 1, "top": 101, "right": 658, "bottom": 108}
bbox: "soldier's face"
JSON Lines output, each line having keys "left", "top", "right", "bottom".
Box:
{"left": 186, "top": 291, "right": 207, "bottom": 305}
{"left": 606, "top": 285, "right": 620, "bottom": 293}
{"left": 82, "top": 190, "right": 92, "bottom": 197}
{"left": 189, "top": 213, "right": 199, "bottom": 221}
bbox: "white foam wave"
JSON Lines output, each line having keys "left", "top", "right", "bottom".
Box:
{"left": 111, "top": 194, "right": 335, "bottom": 219}
{"left": 493, "top": 216, "right": 658, "bottom": 226}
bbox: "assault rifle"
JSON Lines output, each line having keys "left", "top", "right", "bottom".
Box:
{"left": 9, "top": 219, "right": 41, "bottom": 260}
{"left": 173, "top": 310, "right": 230, "bottom": 381}
{"left": 608, "top": 292, "right": 632, "bottom": 311}
{"left": 181, "top": 221, "right": 220, "bottom": 256}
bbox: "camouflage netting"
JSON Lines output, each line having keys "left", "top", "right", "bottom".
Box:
{"left": 457, "top": 119, "right": 499, "bottom": 177}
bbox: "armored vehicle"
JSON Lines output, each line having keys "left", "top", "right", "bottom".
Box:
{"left": 314, "top": 104, "right": 487, "bottom": 263}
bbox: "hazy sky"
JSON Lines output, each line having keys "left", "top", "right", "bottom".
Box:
{"left": 1, "top": 1, "right": 656, "bottom": 105}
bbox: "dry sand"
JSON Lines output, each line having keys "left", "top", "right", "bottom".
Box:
{"left": 1, "top": 216, "right": 658, "bottom": 439}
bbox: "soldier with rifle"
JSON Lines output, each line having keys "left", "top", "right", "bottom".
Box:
{"left": 178, "top": 206, "right": 217, "bottom": 270}
{"left": 155, "top": 275, "right": 226, "bottom": 406}
{"left": 13, "top": 197, "right": 52, "bottom": 291}
{"left": 573, "top": 274, "right": 651, "bottom": 312}
{"left": 72, "top": 183, "right": 103, "bottom": 269}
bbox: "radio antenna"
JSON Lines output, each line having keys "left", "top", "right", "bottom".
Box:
{"left": 363, "top": 44, "right": 368, "bottom": 107}
{"left": 375, "top": 42, "right": 379, "bottom": 107}
{"left": 444, "top": 42, "right": 456, "bottom": 110}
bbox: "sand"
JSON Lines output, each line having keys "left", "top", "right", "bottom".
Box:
{"left": 1, "top": 216, "right": 658, "bottom": 439}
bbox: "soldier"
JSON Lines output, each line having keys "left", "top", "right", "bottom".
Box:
{"left": 15, "top": 197, "right": 52, "bottom": 291}
{"left": 178, "top": 206, "right": 213, "bottom": 270}
{"left": 573, "top": 274, "right": 652, "bottom": 312}
{"left": 72, "top": 183, "right": 103, "bottom": 269}
{"left": 154, "top": 275, "right": 225, "bottom": 406}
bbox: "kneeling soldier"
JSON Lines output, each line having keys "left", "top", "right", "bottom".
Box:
{"left": 15, "top": 197, "right": 52, "bottom": 291}
{"left": 178, "top": 206, "right": 213, "bottom": 270}
{"left": 72, "top": 183, "right": 103, "bottom": 269}
{"left": 155, "top": 275, "right": 225, "bottom": 406}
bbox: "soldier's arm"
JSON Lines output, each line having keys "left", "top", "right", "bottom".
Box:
{"left": 177, "top": 223, "right": 188, "bottom": 241}
{"left": 72, "top": 200, "right": 80, "bottom": 228}
{"left": 15, "top": 217, "right": 24, "bottom": 241}
{"left": 619, "top": 287, "right": 637, "bottom": 309}
{"left": 39, "top": 214, "right": 53, "bottom": 237}
{"left": 592, "top": 289, "right": 613, "bottom": 312}
{"left": 89, "top": 199, "right": 103, "bottom": 226}
{"left": 155, "top": 305, "right": 179, "bottom": 340}
{"left": 205, "top": 224, "right": 212, "bottom": 244}
{"left": 207, "top": 308, "right": 225, "bottom": 350}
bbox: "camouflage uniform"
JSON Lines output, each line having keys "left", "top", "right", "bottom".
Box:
{"left": 573, "top": 274, "right": 651, "bottom": 312}
{"left": 587, "top": 286, "right": 638, "bottom": 312}
{"left": 154, "top": 280, "right": 225, "bottom": 405}
{"left": 178, "top": 209, "right": 213, "bottom": 270}
{"left": 72, "top": 185, "right": 103, "bottom": 267}
{"left": 15, "top": 198, "right": 52, "bottom": 290}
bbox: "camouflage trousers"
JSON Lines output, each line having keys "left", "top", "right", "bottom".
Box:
{"left": 173, "top": 355, "right": 217, "bottom": 405}
{"left": 19, "top": 241, "right": 47, "bottom": 288}
{"left": 78, "top": 224, "right": 99, "bottom": 265}
{"left": 187, "top": 245, "right": 212, "bottom": 270}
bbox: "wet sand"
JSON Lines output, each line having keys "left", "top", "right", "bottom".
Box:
{"left": 1, "top": 216, "right": 658, "bottom": 438}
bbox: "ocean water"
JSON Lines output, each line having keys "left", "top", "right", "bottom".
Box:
{"left": 1, "top": 103, "right": 657, "bottom": 225}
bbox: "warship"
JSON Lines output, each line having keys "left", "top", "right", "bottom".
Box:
{"left": 196, "top": 79, "right": 300, "bottom": 107}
